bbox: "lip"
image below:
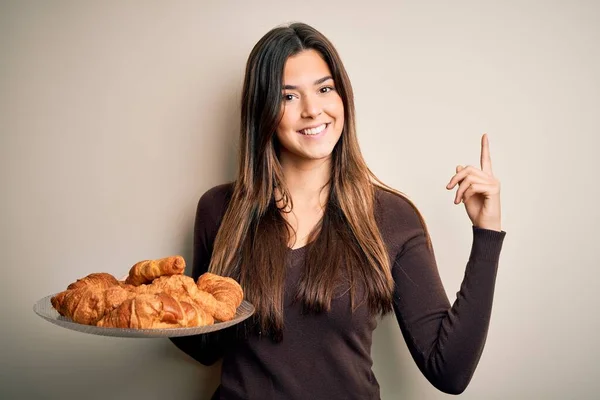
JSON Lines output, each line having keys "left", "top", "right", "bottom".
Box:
{"left": 297, "top": 122, "right": 330, "bottom": 132}
{"left": 297, "top": 123, "right": 330, "bottom": 138}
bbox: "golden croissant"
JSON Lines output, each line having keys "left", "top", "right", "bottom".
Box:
{"left": 97, "top": 292, "right": 214, "bottom": 329}
{"left": 50, "top": 256, "right": 245, "bottom": 329}
{"left": 138, "top": 275, "right": 220, "bottom": 318}
{"left": 197, "top": 272, "right": 243, "bottom": 321}
{"left": 125, "top": 256, "right": 186, "bottom": 286}
{"left": 51, "top": 279, "right": 135, "bottom": 325}
{"left": 66, "top": 272, "right": 120, "bottom": 291}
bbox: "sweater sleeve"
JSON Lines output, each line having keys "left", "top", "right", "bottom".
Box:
{"left": 168, "top": 183, "right": 236, "bottom": 366}
{"left": 391, "top": 213, "right": 506, "bottom": 394}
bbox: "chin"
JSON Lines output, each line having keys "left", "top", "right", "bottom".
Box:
{"left": 284, "top": 150, "right": 332, "bottom": 163}
{"left": 305, "top": 151, "right": 335, "bottom": 162}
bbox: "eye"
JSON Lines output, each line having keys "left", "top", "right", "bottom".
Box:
{"left": 320, "top": 86, "right": 335, "bottom": 94}
{"left": 282, "top": 94, "right": 295, "bottom": 102}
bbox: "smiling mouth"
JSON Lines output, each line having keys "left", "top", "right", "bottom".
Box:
{"left": 298, "top": 123, "right": 329, "bottom": 136}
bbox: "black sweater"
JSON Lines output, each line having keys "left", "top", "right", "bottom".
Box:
{"left": 170, "top": 183, "right": 506, "bottom": 399}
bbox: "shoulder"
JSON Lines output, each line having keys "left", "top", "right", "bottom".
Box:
{"left": 199, "top": 182, "right": 234, "bottom": 207}
{"left": 196, "top": 182, "right": 235, "bottom": 222}
{"left": 374, "top": 186, "right": 425, "bottom": 229}
{"left": 374, "top": 186, "right": 428, "bottom": 253}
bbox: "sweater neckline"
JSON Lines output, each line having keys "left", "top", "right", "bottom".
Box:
{"left": 288, "top": 244, "right": 308, "bottom": 261}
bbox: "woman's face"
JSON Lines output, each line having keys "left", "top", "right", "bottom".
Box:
{"left": 275, "top": 49, "right": 344, "bottom": 165}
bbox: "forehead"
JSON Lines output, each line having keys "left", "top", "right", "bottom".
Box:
{"left": 283, "top": 49, "right": 332, "bottom": 84}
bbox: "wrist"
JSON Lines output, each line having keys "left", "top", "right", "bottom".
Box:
{"left": 474, "top": 223, "right": 502, "bottom": 232}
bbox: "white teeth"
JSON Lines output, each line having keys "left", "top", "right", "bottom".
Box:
{"left": 299, "top": 123, "right": 327, "bottom": 135}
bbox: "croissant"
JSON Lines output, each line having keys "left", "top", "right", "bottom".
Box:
{"left": 137, "top": 275, "right": 219, "bottom": 318}
{"left": 66, "top": 272, "right": 120, "bottom": 291}
{"left": 50, "top": 258, "right": 245, "bottom": 329}
{"left": 116, "top": 274, "right": 244, "bottom": 324}
{"left": 97, "top": 292, "right": 213, "bottom": 329}
{"left": 197, "top": 273, "right": 243, "bottom": 321}
{"left": 125, "top": 256, "right": 185, "bottom": 286}
{"left": 51, "top": 284, "right": 135, "bottom": 325}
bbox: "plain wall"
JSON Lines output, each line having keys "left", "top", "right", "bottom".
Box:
{"left": 1, "top": 1, "right": 599, "bottom": 399}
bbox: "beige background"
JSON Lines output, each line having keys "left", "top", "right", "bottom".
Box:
{"left": 1, "top": 1, "right": 599, "bottom": 399}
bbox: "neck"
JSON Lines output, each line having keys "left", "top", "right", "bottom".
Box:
{"left": 278, "top": 152, "right": 331, "bottom": 207}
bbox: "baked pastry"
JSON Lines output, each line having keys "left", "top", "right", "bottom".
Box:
{"left": 51, "top": 282, "right": 135, "bottom": 325}
{"left": 97, "top": 292, "right": 214, "bottom": 329}
{"left": 66, "top": 272, "right": 120, "bottom": 291}
{"left": 49, "top": 256, "right": 245, "bottom": 329}
{"left": 125, "top": 256, "right": 185, "bottom": 286}
{"left": 137, "top": 275, "right": 219, "bottom": 318}
{"left": 197, "top": 273, "right": 243, "bottom": 321}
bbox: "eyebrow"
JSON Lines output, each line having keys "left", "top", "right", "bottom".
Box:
{"left": 283, "top": 76, "right": 333, "bottom": 90}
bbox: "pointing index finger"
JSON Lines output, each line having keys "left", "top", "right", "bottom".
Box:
{"left": 480, "top": 133, "right": 493, "bottom": 173}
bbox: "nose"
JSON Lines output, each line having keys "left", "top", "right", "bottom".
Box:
{"left": 300, "top": 94, "right": 322, "bottom": 119}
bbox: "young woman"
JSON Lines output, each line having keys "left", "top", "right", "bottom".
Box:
{"left": 170, "top": 22, "right": 506, "bottom": 400}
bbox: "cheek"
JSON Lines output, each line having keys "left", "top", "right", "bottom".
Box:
{"left": 275, "top": 111, "right": 296, "bottom": 148}
{"left": 324, "top": 100, "right": 344, "bottom": 147}
{"left": 276, "top": 107, "right": 296, "bottom": 135}
{"left": 327, "top": 97, "right": 345, "bottom": 128}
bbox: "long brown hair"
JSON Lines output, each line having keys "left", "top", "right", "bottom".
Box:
{"left": 209, "top": 22, "right": 430, "bottom": 339}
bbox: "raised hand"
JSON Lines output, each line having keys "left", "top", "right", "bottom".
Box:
{"left": 446, "top": 134, "right": 502, "bottom": 231}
